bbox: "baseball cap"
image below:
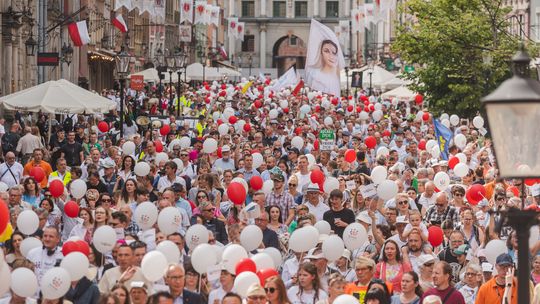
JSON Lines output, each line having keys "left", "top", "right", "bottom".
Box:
{"left": 102, "top": 159, "right": 116, "bottom": 169}
{"left": 343, "top": 131, "right": 351, "bottom": 137}
{"left": 396, "top": 215, "right": 409, "bottom": 225}
{"left": 288, "top": 147, "right": 300, "bottom": 155}
{"left": 130, "top": 281, "right": 148, "bottom": 293}
{"left": 221, "top": 145, "right": 231, "bottom": 152}
{"left": 454, "top": 244, "right": 469, "bottom": 255}
{"left": 356, "top": 211, "right": 372, "bottom": 225}
{"left": 482, "top": 262, "right": 494, "bottom": 273}
{"left": 495, "top": 253, "right": 514, "bottom": 266}
{"left": 417, "top": 254, "right": 436, "bottom": 267}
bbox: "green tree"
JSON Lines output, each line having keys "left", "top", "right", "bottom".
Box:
{"left": 392, "top": 0, "right": 537, "bottom": 117}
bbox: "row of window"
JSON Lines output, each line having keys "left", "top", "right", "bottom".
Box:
{"left": 241, "top": 1, "right": 340, "bottom": 18}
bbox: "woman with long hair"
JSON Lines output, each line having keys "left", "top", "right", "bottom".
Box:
{"left": 111, "top": 284, "right": 131, "bottom": 304}
{"left": 265, "top": 275, "right": 291, "bottom": 304}
{"left": 117, "top": 179, "right": 137, "bottom": 208}
{"left": 22, "top": 177, "right": 43, "bottom": 208}
{"left": 97, "top": 193, "right": 115, "bottom": 214}
{"left": 532, "top": 255, "right": 540, "bottom": 285}
{"left": 458, "top": 208, "right": 484, "bottom": 255}
{"left": 374, "top": 240, "right": 412, "bottom": 294}
{"left": 315, "top": 273, "right": 346, "bottom": 304}
{"left": 390, "top": 271, "right": 422, "bottom": 304}
{"left": 184, "top": 263, "right": 209, "bottom": 303}
{"left": 306, "top": 39, "right": 342, "bottom": 96}
{"left": 266, "top": 205, "right": 288, "bottom": 235}
{"left": 287, "top": 262, "right": 328, "bottom": 304}
{"left": 287, "top": 175, "right": 302, "bottom": 204}
{"left": 94, "top": 206, "right": 109, "bottom": 229}
{"left": 39, "top": 197, "right": 59, "bottom": 228}
{"left": 352, "top": 191, "right": 368, "bottom": 215}
{"left": 193, "top": 189, "right": 226, "bottom": 222}
{"left": 118, "top": 155, "right": 136, "bottom": 182}
{"left": 5, "top": 231, "right": 24, "bottom": 263}
{"left": 69, "top": 207, "right": 95, "bottom": 243}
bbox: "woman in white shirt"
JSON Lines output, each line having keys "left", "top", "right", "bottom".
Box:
{"left": 287, "top": 262, "right": 328, "bottom": 304}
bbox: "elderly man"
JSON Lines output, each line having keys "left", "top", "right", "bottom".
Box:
{"left": 8, "top": 186, "right": 32, "bottom": 209}
{"left": 304, "top": 183, "right": 330, "bottom": 221}
{"left": 212, "top": 145, "right": 235, "bottom": 171}
{"left": 424, "top": 192, "right": 459, "bottom": 226}
{"left": 293, "top": 155, "right": 311, "bottom": 193}
{"left": 418, "top": 181, "right": 437, "bottom": 214}
{"left": 164, "top": 264, "right": 203, "bottom": 303}
{"left": 0, "top": 151, "right": 22, "bottom": 187}
{"left": 192, "top": 200, "right": 228, "bottom": 245}
{"left": 50, "top": 158, "right": 71, "bottom": 185}
{"left": 255, "top": 211, "right": 280, "bottom": 250}
{"left": 27, "top": 226, "right": 63, "bottom": 282}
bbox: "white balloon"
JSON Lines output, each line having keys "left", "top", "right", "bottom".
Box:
{"left": 263, "top": 247, "right": 282, "bottom": 269}
{"left": 223, "top": 107, "right": 235, "bottom": 120}
{"left": 324, "top": 117, "right": 334, "bottom": 126}
{"left": 321, "top": 99, "right": 331, "bottom": 109}
{"left": 235, "top": 120, "right": 247, "bottom": 133}
{"left": 300, "top": 104, "right": 311, "bottom": 114}
{"left": 134, "top": 162, "right": 151, "bottom": 176}
{"left": 453, "top": 163, "right": 469, "bottom": 178}
{"left": 473, "top": 116, "right": 484, "bottom": 129}
{"left": 172, "top": 158, "right": 184, "bottom": 172}
{"left": 60, "top": 252, "right": 89, "bottom": 281}
{"left": 231, "top": 178, "right": 249, "bottom": 193}
{"left": 441, "top": 119, "right": 450, "bottom": 129}
{"left": 280, "top": 100, "right": 289, "bottom": 109}
{"left": 11, "top": 267, "right": 38, "bottom": 298}
{"left": 291, "top": 136, "right": 304, "bottom": 149}
{"left": 289, "top": 226, "right": 319, "bottom": 253}
{"left": 20, "top": 237, "right": 42, "bottom": 257}
{"left": 122, "top": 141, "right": 136, "bottom": 155}
{"left": 262, "top": 180, "right": 274, "bottom": 195}
{"left": 191, "top": 243, "right": 218, "bottom": 274}
{"left": 431, "top": 145, "right": 441, "bottom": 159}
{"left": 440, "top": 113, "right": 449, "bottom": 121}
{"left": 370, "top": 166, "right": 388, "bottom": 184}
{"left": 376, "top": 146, "right": 389, "bottom": 157}
{"left": 155, "top": 152, "right": 169, "bottom": 165}
{"left": 455, "top": 152, "right": 467, "bottom": 163}
{"left": 70, "top": 179, "right": 87, "bottom": 199}
{"left": 203, "top": 138, "right": 218, "bottom": 154}
{"left": 240, "top": 225, "right": 263, "bottom": 251}
{"left": 322, "top": 235, "right": 345, "bottom": 262}
{"left": 377, "top": 180, "right": 398, "bottom": 200}
{"left": 93, "top": 225, "right": 117, "bottom": 253}
{"left": 530, "top": 226, "right": 540, "bottom": 249}
{"left": 434, "top": 172, "right": 451, "bottom": 191}
{"left": 359, "top": 111, "right": 369, "bottom": 120}
{"left": 252, "top": 252, "right": 275, "bottom": 271}
{"left": 0, "top": 261, "right": 10, "bottom": 296}
{"left": 426, "top": 139, "right": 438, "bottom": 152}
{"left": 0, "top": 182, "right": 8, "bottom": 192}
{"left": 17, "top": 210, "right": 39, "bottom": 235}
{"left": 185, "top": 224, "right": 209, "bottom": 250}
{"left": 485, "top": 240, "right": 508, "bottom": 265}
{"left": 212, "top": 244, "right": 224, "bottom": 263}
{"left": 212, "top": 111, "right": 221, "bottom": 121}
{"left": 179, "top": 136, "right": 191, "bottom": 148}
{"left": 450, "top": 114, "right": 460, "bottom": 126}
{"left": 168, "top": 139, "right": 181, "bottom": 151}
{"left": 218, "top": 123, "right": 230, "bottom": 136}
{"left": 454, "top": 134, "right": 467, "bottom": 149}
{"left": 158, "top": 207, "right": 182, "bottom": 236}
{"left": 141, "top": 251, "right": 168, "bottom": 282}
{"left": 374, "top": 103, "right": 382, "bottom": 111}
{"left": 41, "top": 267, "right": 70, "bottom": 300}
{"left": 156, "top": 240, "right": 181, "bottom": 264}
{"left": 334, "top": 294, "right": 360, "bottom": 304}
{"left": 306, "top": 154, "right": 316, "bottom": 167}
{"left": 252, "top": 153, "right": 264, "bottom": 169}
{"left": 314, "top": 221, "right": 331, "bottom": 235}
{"left": 372, "top": 110, "right": 383, "bottom": 122}
{"left": 416, "top": 111, "right": 424, "bottom": 121}
{"left": 323, "top": 177, "right": 339, "bottom": 194}
{"left": 343, "top": 223, "right": 368, "bottom": 251}
{"left": 134, "top": 202, "right": 158, "bottom": 230}
{"left": 269, "top": 109, "right": 279, "bottom": 119}
{"left": 222, "top": 244, "right": 248, "bottom": 274}
{"left": 233, "top": 271, "right": 259, "bottom": 298}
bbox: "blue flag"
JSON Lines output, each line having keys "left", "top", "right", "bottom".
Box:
{"left": 433, "top": 119, "right": 453, "bottom": 160}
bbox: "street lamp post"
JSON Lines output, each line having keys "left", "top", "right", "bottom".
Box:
{"left": 116, "top": 45, "right": 131, "bottom": 139}
{"left": 166, "top": 51, "right": 175, "bottom": 116}
{"left": 155, "top": 48, "right": 166, "bottom": 110}
{"left": 248, "top": 55, "right": 253, "bottom": 77}
{"left": 481, "top": 45, "right": 540, "bottom": 304}
{"left": 344, "top": 66, "right": 350, "bottom": 98}
{"left": 367, "top": 59, "right": 374, "bottom": 96}
{"left": 175, "top": 50, "right": 188, "bottom": 117}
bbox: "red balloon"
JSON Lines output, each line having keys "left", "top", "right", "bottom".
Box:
{"left": 525, "top": 179, "right": 538, "bottom": 186}
{"left": 219, "top": 90, "right": 227, "bottom": 97}
{"left": 227, "top": 182, "right": 247, "bottom": 205}
{"left": 250, "top": 176, "right": 263, "bottom": 191}
{"left": 422, "top": 112, "right": 430, "bottom": 121}
{"left": 344, "top": 149, "right": 357, "bottom": 163}
{"left": 49, "top": 180, "right": 64, "bottom": 198}
{"left": 428, "top": 226, "right": 444, "bottom": 247}
{"left": 360, "top": 95, "right": 368, "bottom": 102}
{"left": 204, "top": 85, "right": 210, "bottom": 91}
{"left": 75, "top": 240, "right": 90, "bottom": 256}
{"left": 313, "top": 140, "right": 319, "bottom": 151}
{"left": 382, "top": 130, "right": 391, "bottom": 137}
{"left": 347, "top": 105, "right": 354, "bottom": 112}
{"left": 507, "top": 186, "right": 519, "bottom": 197}
{"left": 315, "top": 105, "right": 321, "bottom": 112}
{"left": 448, "top": 157, "right": 459, "bottom": 169}
{"left": 415, "top": 94, "right": 424, "bottom": 105}
{"left": 29, "top": 167, "right": 46, "bottom": 183}
{"left": 283, "top": 107, "right": 289, "bottom": 114}
{"left": 154, "top": 140, "right": 164, "bottom": 152}
{"left": 98, "top": 121, "right": 109, "bottom": 133}
{"left": 254, "top": 100, "right": 262, "bottom": 108}
{"left": 235, "top": 258, "right": 256, "bottom": 275}
{"left": 64, "top": 201, "right": 79, "bottom": 218}
{"left": 243, "top": 123, "right": 251, "bottom": 132}
{"left": 418, "top": 139, "right": 426, "bottom": 150}
{"left": 356, "top": 106, "right": 362, "bottom": 113}
{"left": 221, "top": 84, "right": 227, "bottom": 90}
{"left": 467, "top": 184, "right": 486, "bottom": 205}
{"left": 310, "top": 169, "right": 325, "bottom": 184}
{"left": 0, "top": 200, "right": 8, "bottom": 235}
{"left": 257, "top": 268, "right": 279, "bottom": 286}
{"left": 295, "top": 127, "right": 302, "bottom": 136}
{"left": 217, "top": 147, "right": 222, "bottom": 158}
{"left": 217, "top": 119, "right": 223, "bottom": 125}
{"left": 365, "top": 136, "right": 377, "bottom": 149}
{"left": 160, "top": 124, "right": 171, "bottom": 136}
{"left": 229, "top": 116, "right": 238, "bottom": 124}
{"left": 205, "top": 97, "right": 211, "bottom": 104}
{"left": 62, "top": 241, "right": 77, "bottom": 256}
{"left": 331, "top": 98, "right": 339, "bottom": 106}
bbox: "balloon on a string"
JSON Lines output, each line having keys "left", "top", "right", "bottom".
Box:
{"left": 227, "top": 182, "right": 247, "bottom": 205}
{"left": 156, "top": 240, "right": 181, "bottom": 264}
{"left": 370, "top": 166, "right": 387, "bottom": 184}
{"left": 291, "top": 136, "right": 304, "bottom": 149}
{"left": 20, "top": 237, "right": 42, "bottom": 257}
{"left": 323, "top": 177, "right": 339, "bottom": 193}
{"left": 252, "top": 153, "right": 264, "bottom": 169}
{"left": 453, "top": 163, "right": 469, "bottom": 178}
{"left": 203, "top": 138, "right": 218, "bottom": 154}
{"left": 343, "top": 223, "right": 368, "bottom": 250}
{"left": 240, "top": 225, "right": 263, "bottom": 251}
{"left": 70, "top": 179, "right": 87, "bottom": 199}
{"left": 60, "top": 252, "right": 89, "bottom": 281}
{"left": 49, "top": 180, "right": 64, "bottom": 198}
{"left": 473, "top": 116, "right": 484, "bottom": 129}
{"left": 179, "top": 136, "right": 191, "bottom": 148}
{"left": 455, "top": 152, "right": 467, "bottom": 163}
{"left": 441, "top": 119, "right": 450, "bottom": 128}
{"left": 11, "top": 267, "right": 38, "bottom": 298}
{"left": 222, "top": 244, "right": 248, "bottom": 274}
{"left": 454, "top": 134, "right": 467, "bottom": 149}
{"left": 377, "top": 180, "right": 398, "bottom": 200}
{"left": 17, "top": 210, "right": 39, "bottom": 235}
{"left": 134, "top": 162, "right": 151, "bottom": 176}
{"left": 93, "top": 225, "right": 117, "bottom": 253}
{"left": 191, "top": 243, "right": 218, "bottom": 274}
{"left": 450, "top": 114, "right": 460, "bottom": 126}
{"left": 433, "top": 172, "right": 451, "bottom": 191}
{"left": 40, "top": 267, "right": 71, "bottom": 299}
{"left": 134, "top": 202, "right": 158, "bottom": 230}
{"left": 485, "top": 240, "right": 508, "bottom": 265}
{"left": 322, "top": 235, "right": 345, "bottom": 262}
{"left": 314, "top": 221, "right": 331, "bottom": 235}
{"left": 141, "top": 251, "right": 168, "bottom": 282}
{"left": 157, "top": 207, "right": 182, "bottom": 235}
{"left": 251, "top": 253, "right": 275, "bottom": 271}
{"left": 185, "top": 224, "right": 209, "bottom": 250}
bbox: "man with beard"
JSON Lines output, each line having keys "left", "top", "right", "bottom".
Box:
{"left": 403, "top": 229, "right": 433, "bottom": 273}
{"left": 212, "top": 145, "right": 235, "bottom": 171}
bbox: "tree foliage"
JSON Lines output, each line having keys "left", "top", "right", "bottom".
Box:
{"left": 392, "top": 0, "right": 537, "bottom": 117}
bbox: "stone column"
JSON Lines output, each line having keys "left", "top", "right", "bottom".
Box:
{"left": 259, "top": 23, "right": 267, "bottom": 70}
{"left": 313, "top": 0, "right": 319, "bottom": 17}
{"left": 260, "top": 0, "right": 267, "bottom": 16}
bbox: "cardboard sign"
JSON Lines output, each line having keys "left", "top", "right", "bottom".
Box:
{"left": 130, "top": 75, "right": 145, "bottom": 91}
{"left": 360, "top": 184, "right": 377, "bottom": 198}
{"left": 346, "top": 180, "right": 357, "bottom": 190}
{"left": 319, "top": 129, "right": 335, "bottom": 151}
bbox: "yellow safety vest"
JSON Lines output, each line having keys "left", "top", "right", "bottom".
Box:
{"left": 50, "top": 171, "right": 72, "bottom": 186}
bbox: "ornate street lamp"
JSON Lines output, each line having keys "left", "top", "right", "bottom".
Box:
{"left": 116, "top": 45, "right": 132, "bottom": 138}
{"left": 25, "top": 33, "right": 37, "bottom": 56}
{"left": 344, "top": 66, "right": 350, "bottom": 98}
{"left": 167, "top": 49, "right": 176, "bottom": 116}
{"left": 248, "top": 55, "right": 253, "bottom": 77}
{"left": 155, "top": 48, "right": 166, "bottom": 108}
{"left": 367, "top": 58, "right": 375, "bottom": 96}
{"left": 61, "top": 43, "right": 73, "bottom": 66}
{"left": 175, "top": 49, "right": 188, "bottom": 117}
{"left": 481, "top": 45, "right": 540, "bottom": 304}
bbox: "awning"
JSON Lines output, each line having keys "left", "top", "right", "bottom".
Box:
{"left": 215, "top": 61, "right": 238, "bottom": 70}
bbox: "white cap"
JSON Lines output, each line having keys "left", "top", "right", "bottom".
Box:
{"left": 221, "top": 145, "right": 231, "bottom": 152}
{"left": 482, "top": 262, "right": 494, "bottom": 273}
{"left": 356, "top": 211, "right": 372, "bottom": 225}
{"left": 306, "top": 183, "right": 321, "bottom": 192}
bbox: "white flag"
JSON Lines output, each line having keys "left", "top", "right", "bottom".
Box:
{"left": 180, "top": 0, "right": 193, "bottom": 24}
{"left": 153, "top": 0, "right": 166, "bottom": 21}
{"left": 351, "top": 7, "right": 365, "bottom": 33}
{"left": 228, "top": 18, "right": 238, "bottom": 38}
{"left": 114, "top": 0, "right": 132, "bottom": 11}
{"left": 210, "top": 6, "right": 220, "bottom": 26}
{"left": 131, "top": 0, "right": 143, "bottom": 12}
{"left": 237, "top": 22, "right": 245, "bottom": 41}
{"left": 364, "top": 4, "right": 374, "bottom": 28}
{"left": 272, "top": 67, "right": 298, "bottom": 92}
{"left": 194, "top": 1, "right": 207, "bottom": 24}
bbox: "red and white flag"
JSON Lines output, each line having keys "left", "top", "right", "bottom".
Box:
{"left": 194, "top": 1, "right": 207, "bottom": 24}
{"left": 218, "top": 45, "right": 228, "bottom": 60}
{"left": 228, "top": 17, "right": 238, "bottom": 38}
{"left": 68, "top": 21, "right": 91, "bottom": 47}
{"left": 180, "top": 0, "right": 193, "bottom": 24}
{"left": 351, "top": 6, "right": 364, "bottom": 33}
{"left": 237, "top": 22, "right": 245, "bottom": 41}
{"left": 210, "top": 6, "right": 220, "bottom": 26}
{"left": 112, "top": 14, "right": 128, "bottom": 33}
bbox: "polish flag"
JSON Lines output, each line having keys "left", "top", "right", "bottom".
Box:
{"left": 112, "top": 14, "right": 128, "bottom": 33}
{"left": 219, "top": 45, "right": 228, "bottom": 60}
{"left": 68, "top": 21, "right": 90, "bottom": 46}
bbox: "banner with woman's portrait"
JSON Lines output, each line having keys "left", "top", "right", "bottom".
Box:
{"left": 305, "top": 19, "right": 346, "bottom": 97}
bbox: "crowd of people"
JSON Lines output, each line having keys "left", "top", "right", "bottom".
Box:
{"left": 0, "top": 74, "right": 539, "bottom": 304}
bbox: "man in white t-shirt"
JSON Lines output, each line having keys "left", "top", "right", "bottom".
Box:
{"left": 294, "top": 155, "right": 311, "bottom": 193}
